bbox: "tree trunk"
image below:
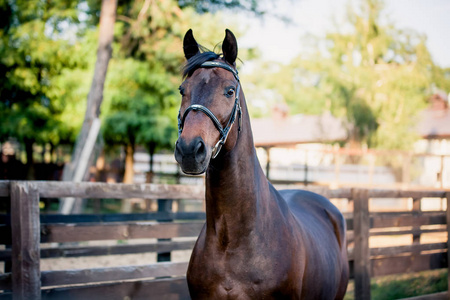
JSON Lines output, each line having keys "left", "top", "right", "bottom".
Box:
{"left": 49, "top": 143, "right": 55, "bottom": 164}
{"left": 62, "top": 0, "right": 118, "bottom": 182}
{"left": 123, "top": 143, "right": 135, "bottom": 184}
{"left": 59, "top": 0, "right": 117, "bottom": 215}
{"left": 146, "top": 142, "right": 156, "bottom": 183}
{"left": 122, "top": 143, "right": 135, "bottom": 213}
{"left": 24, "top": 138, "right": 35, "bottom": 180}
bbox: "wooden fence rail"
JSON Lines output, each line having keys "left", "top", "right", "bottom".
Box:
{"left": 0, "top": 181, "right": 449, "bottom": 300}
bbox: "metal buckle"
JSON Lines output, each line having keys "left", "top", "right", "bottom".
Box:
{"left": 212, "top": 140, "right": 224, "bottom": 159}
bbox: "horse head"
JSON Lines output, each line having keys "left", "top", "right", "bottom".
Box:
{"left": 175, "top": 29, "right": 241, "bottom": 175}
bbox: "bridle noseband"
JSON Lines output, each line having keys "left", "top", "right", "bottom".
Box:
{"left": 178, "top": 61, "right": 242, "bottom": 159}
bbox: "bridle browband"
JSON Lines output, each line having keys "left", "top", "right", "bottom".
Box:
{"left": 178, "top": 61, "right": 242, "bottom": 159}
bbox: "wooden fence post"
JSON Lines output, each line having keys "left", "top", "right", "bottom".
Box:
{"left": 353, "top": 188, "right": 371, "bottom": 300}
{"left": 157, "top": 199, "right": 173, "bottom": 263}
{"left": 412, "top": 198, "right": 421, "bottom": 249}
{"left": 11, "top": 181, "right": 41, "bottom": 300}
{"left": 445, "top": 192, "right": 450, "bottom": 298}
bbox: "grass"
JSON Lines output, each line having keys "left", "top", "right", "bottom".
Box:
{"left": 344, "top": 270, "right": 447, "bottom": 300}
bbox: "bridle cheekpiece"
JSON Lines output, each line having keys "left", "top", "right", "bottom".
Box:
{"left": 178, "top": 61, "right": 242, "bottom": 159}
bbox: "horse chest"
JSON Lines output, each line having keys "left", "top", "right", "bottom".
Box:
{"left": 188, "top": 261, "right": 280, "bottom": 300}
{"left": 187, "top": 238, "right": 298, "bottom": 299}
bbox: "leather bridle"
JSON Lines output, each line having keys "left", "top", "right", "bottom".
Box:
{"left": 178, "top": 61, "right": 242, "bottom": 159}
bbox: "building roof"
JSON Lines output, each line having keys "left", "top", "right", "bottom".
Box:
{"left": 251, "top": 112, "right": 348, "bottom": 147}
{"left": 417, "top": 92, "right": 450, "bottom": 139}
{"left": 417, "top": 109, "right": 450, "bottom": 139}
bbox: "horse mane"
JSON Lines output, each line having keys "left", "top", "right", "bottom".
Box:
{"left": 182, "top": 45, "right": 220, "bottom": 79}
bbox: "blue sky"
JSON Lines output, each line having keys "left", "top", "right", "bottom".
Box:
{"left": 237, "top": 0, "right": 450, "bottom": 68}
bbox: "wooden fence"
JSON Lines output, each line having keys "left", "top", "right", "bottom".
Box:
{"left": 0, "top": 181, "right": 449, "bottom": 300}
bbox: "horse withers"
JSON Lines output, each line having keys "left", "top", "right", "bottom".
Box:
{"left": 174, "top": 29, "right": 349, "bottom": 299}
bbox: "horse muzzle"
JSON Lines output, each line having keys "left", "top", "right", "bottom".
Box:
{"left": 174, "top": 136, "right": 211, "bottom": 175}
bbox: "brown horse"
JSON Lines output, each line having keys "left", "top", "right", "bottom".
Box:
{"left": 175, "top": 29, "right": 349, "bottom": 300}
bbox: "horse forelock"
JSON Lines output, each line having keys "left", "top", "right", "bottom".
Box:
{"left": 182, "top": 49, "right": 220, "bottom": 79}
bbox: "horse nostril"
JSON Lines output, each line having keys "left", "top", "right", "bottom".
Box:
{"left": 175, "top": 140, "right": 181, "bottom": 154}
{"left": 194, "top": 139, "right": 207, "bottom": 163}
{"left": 174, "top": 139, "right": 185, "bottom": 164}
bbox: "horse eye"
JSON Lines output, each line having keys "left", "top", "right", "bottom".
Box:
{"left": 226, "top": 88, "right": 235, "bottom": 98}
{"left": 179, "top": 87, "right": 185, "bottom": 96}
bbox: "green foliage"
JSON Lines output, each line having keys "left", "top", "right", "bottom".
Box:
{"left": 102, "top": 58, "right": 178, "bottom": 150}
{"left": 101, "top": 0, "right": 184, "bottom": 153}
{"left": 371, "top": 271, "right": 447, "bottom": 299}
{"left": 101, "top": 0, "right": 238, "bottom": 155}
{"left": 0, "top": 0, "right": 91, "bottom": 149}
{"left": 344, "top": 270, "right": 448, "bottom": 300}
{"left": 178, "top": 0, "right": 264, "bottom": 14}
{"left": 245, "top": 0, "right": 450, "bottom": 150}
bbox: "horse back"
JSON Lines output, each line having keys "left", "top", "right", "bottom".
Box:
{"left": 280, "top": 189, "right": 346, "bottom": 249}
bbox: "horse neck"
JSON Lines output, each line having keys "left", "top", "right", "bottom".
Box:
{"left": 205, "top": 94, "right": 271, "bottom": 240}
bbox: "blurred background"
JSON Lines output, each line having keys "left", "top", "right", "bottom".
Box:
{"left": 1, "top": 0, "right": 449, "bottom": 189}
{"left": 1, "top": 1, "right": 450, "bottom": 298}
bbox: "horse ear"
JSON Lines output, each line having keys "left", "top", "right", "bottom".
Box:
{"left": 183, "top": 29, "right": 199, "bottom": 60}
{"left": 222, "top": 29, "right": 238, "bottom": 65}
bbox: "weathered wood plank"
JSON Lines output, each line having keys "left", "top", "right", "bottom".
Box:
{"left": 367, "top": 189, "right": 446, "bottom": 198}
{"left": 0, "top": 240, "right": 196, "bottom": 261}
{"left": 353, "top": 188, "right": 371, "bottom": 300}
{"left": 2, "top": 211, "right": 206, "bottom": 226}
{"left": 41, "top": 262, "right": 189, "bottom": 287}
{"left": 345, "top": 212, "right": 446, "bottom": 231}
{"left": 371, "top": 252, "right": 447, "bottom": 277}
{"left": 370, "top": 211, "right": 444, "bottom": 216}
{"left": 371, "top": 213, "right": 446, "bottom": 229}
{"left": 2, "top": 180, "right": 448, "bottom": 200}
{"left": 34, "top": 181, "right": 205, "bottom": 200}
{"left": 11, "top": 182, "right": 41, "bottom": 300}
{"left": 446, "top": 192, "right": 450, "bottom": 297}
{"left": 38, "top": 212, "right": 206, "bottom": 223}
{"left": 371, "top": 243, "right": 446, "bottom": 258}
{"left": 347, "top": 243, "right": 447, "bottom": 260}
{"left": 412, "top": 197, "right": 422, "bottom": 249}
{"left": 41, "top": 276, "right": 190, "bottom": 300}
{"left": 369, "top": 228, "right": 446, "bottom": 236}
{"left": 41, "top": 221, "right": 204, "bottom": 243}
{"left": 157, "top": 199, "right": 174, "bottom": 262}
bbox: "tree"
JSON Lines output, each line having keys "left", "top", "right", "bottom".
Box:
{"left": 246, "top": 0, "right": 450, "bottom": 150}
{"left": 102, "top": 58, "right": 178, "bottom": 183}
{"left": 178, "top": 0, "right": 264, "bottom": 13}
{"left": 0, "top": 0, "right": 84, "bottom": 178}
